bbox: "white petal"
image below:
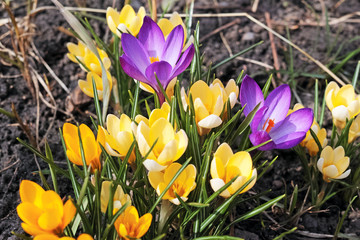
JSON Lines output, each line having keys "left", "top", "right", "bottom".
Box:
{"left": 198, "top": 114, "right": 222, "bottom": 129}
{"left": 105, "top": 142, "right": 121, "bottom": 157}
{"left": 210, "top": 178, "right": 231, "bottom": 198}
{"left": 229, "top": 92, "right": 237, "bottom": 108}
{"left": 334, "top": 169, "right": 351, "bottom": 180}
{"left": 332, "top": 105, "right": 350, "bottom": 122}
{"left": 317, "top": 158, "right": 324, "bottom": 173}
{"left": 170, "top": 197, "right": 188, "bottom": 205}
{"left": 143, "top": 159, "right": 167, "bottom": 172}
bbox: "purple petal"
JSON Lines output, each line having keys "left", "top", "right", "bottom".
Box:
{"left": 250, "top": 106, "right": 268, "bottom": 132}
{"left": 249, "top": 131, "right": 276, "bottom": 151}
{"left": 145, "top": 61, "right": 173, "bottom": 91}
{"left": 120, "top": 55, "right": 149, "bottom": 84}
{"left": 161, "top": 25, "right": 184, "bottom": 67}
{"left": 240, "top": 75, "right": 264, "bottom": 116}
{"left": 121, "top": 33, "right": 150, "bottom": 73}
{"left": 262, "top": 84, "right": 291, "bottom": 126}
{"left": 269, "top": 108, "right": 314, "bottom": 149}
{"left": 169, "top": 44, "right": 195, "bottom": 79}
{"left": 138, "top": 16, "right": 165, "bottom": 58}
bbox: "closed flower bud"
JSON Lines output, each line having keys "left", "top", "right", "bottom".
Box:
{"left": 317, "top": 146, "right": 351, "bottom": 182}
{"left": 325, "top": 82, "right": 360, "bottom": 129}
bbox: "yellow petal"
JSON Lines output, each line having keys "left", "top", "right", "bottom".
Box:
{"left": 119, "top": 114, "right": 132, "bottom": 132}
{"left": 334, "top": 84, "right": 355, "bottom": 107}
{"left": 323, "top": 165, "right": 339, "bottom": 178}
{"left": 325, "top": 82, "right": 339, "bottom": 111}
{"left": 157, "top": 139, "right": 178, "bottom": 165}
{"left": 164, "top": 163, "right": 182, "bottom": 183}
{"left": 210, "top": 178, "right": 230, "bottom": 198}
{"left": 19, "top": 180, "right": 45, "bottom": 207}
{"left": 228, "top": 151, "right": 252, "bottom": 177}
{"left": 119, "top": 5, "right": 136, "bottom": 25}
{"left": 194, "top": 98, "right": 210, "bottom": 122}
{"left": 158, "top": 18, "right": 174, "bottom": 37}
{"left": 106, "top": 114, "right": 120, "bottom": 136}
{"left": 136, "top": 213, "right": 152, "bottom": 238}
{"left": 100, "top": 181, "right": 111, "bottom": 213}
{"left": 210, "top": 157, "right": 225, "bottom": 179}
{"left": 333, "top": 146, "right": 345, "bottom": 162}
{"left": 106, "top": 7, "right": 120, "bottom": 34}
{"left": 214, "top": 143, "right": 233, "bottom": 166}
{"left": 333, "top": 157, "right": 349, "bottom": 174}
{"left": 174, "top": 129, "right": 188, "bottom": 160}
{"left": 78, "top": 234, "right": 94, "bottom": 240}
{"left": 320, "top": 146, "right": 334, "bottom": 167}
{"left": 38, "top": 209, "right": 62, "bottom": 231}
{"left": 241, "top": 169, "right": 257, "bottom": 193}
{"left": 189, "top": 81, "right": 213, "bottom": 111}
{"left": 149, "top": 118, "right": 175, "bottom": 156}
{"left": 34, "top": 234, "right": 60, "bottom": 240}
{"left": 148, "top": 171, "right": 164, "bottom": 189}
{"left": 17, "top": 202, "right": 42, "bottom": 226}
{"left": 149, "top": 109, "right": 169, "bottom": 127}
{"left": 62, "top": 199, "right": 76, "bottom": 229}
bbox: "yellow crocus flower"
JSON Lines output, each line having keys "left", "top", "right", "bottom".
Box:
{"left": 16, "top": 180, "right": 76, "bottom": 237}
{"left": 325, "top": 82, "right": 360, "bottom": 129}
{"left": 106, "top": 5, "right": 146, "bottom": 37}
{"left": 210, "top": 143, "right": 257, "bottom": 198}
{"left": 67, "top": 42, "right": 111, "bottom": 76}
{"left": 349, "top": 114, "right": 360, "bottom": 143}
{"left": 114, "top": 206, "right": 152, "bottom": 240}
{"left": 63, "top": 123, "right": 102, "bottom": 171}
{"left": 133, "top": 105, "right": 188, "bottom": 171}
{"left": 78, "top": 71, "right": 113, "bottom": 100}
{"left": 34, "top": 233, "right": 93, "bottom": 240}
{"left": 98, "top": 114, "right": 136, "bottom": 164}
{"left": 148, "top": 163, "right": 197, "bottom": 205}
{"left": 100, "top": 181, "right": 131, "bottom": 213}
{"left": 181, "top": 79, "right": 239, "bottom": 136}
{"left": 317, "top": 146, "right": 351, "bottom": 182}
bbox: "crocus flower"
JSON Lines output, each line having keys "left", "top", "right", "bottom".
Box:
{"left": 34, "top": 233, "right": 93, "bottom": 240}
{"left": 63, "top": 123, "right": 101, "bottom": 171}
{"left": 240, "top": 75, "right": 313, "bottom": 150}
{"left": 325, "top": 82, "right": 360, "bottom": 129}
{"left": 97, "top": 114, "right": 136, "bottom": 164}
{"left": 100, "top": 181, "right": 131, "bottom": 213}
{"left": 17, "top": 180, "right": 76, "bottom": 237}
{"left": 114, "top": 206, "right": 152, "bottom": 240}
{"left": 289, "top": 103, "right": 327, "bottom": 156}
{"left": 120, "top": 16, "right": 195, "bottom": 103}
{"left": 317, "top": 146, "right": 351, "bottom": 182}
{"left": 349, "top": 114, "right": 360, "bottom": 143}
{"left": 133, "top": 105, "right": 188, "bottom": 172}
{"left": 67, "top": 42, "right": 111, "bottom": 76}
{"left": 78, "top": 71, "right": 113, "bottom": 100}
{"left": 181, "top": 79, "right": 239, "bottom": 136}
{"left": 210, "top": 143, "right": 257, "bottom": 198}
{"left": 148, "top": 163, "right": 197, "bottom": 205}
{"left": 106, "top": 5, "right": 146, "bottom": 37}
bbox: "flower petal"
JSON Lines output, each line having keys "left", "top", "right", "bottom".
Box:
{"left": 269, "top": 108, "right": 313, "bottom": 149}
{"left": 262, "top": 84, "right": 291, "bottom": 125}
{"left": 249, "top": 131, "right": 275, "bottom": 151}
{"left": 121, "top": 33, "right": 150, "bottom": 72}
{"left": 197, "top": 114, "right": 222, "bottom": 129}
{"left": 161, "top": 25, "right": 184, "bottom": 66}
{"left": 169, "top": 44, "right": 195, "bottom": 79}
{"left": 120, "top": 54, "right": 149, "bottom": 84}
{"left": 143, "top": 159, "right": 167, "bottom": 172}
{"left": 138, "top": 17, "right": 165, "bottom": 58}
{"left": 145, "top": 61, "right": 173, "bottom": 90}
{"left": 210, "top": 178, "right": 231, "bottom": 198}
{"left": 239, "top": 75, "right": 264, "bottom": 116}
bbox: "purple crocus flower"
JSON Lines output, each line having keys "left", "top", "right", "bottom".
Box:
{"left": 240, "top": 75, "right": 314, "bottom": 150}
{"left": 120, "top": 16, "right": 195, "bottom": 103}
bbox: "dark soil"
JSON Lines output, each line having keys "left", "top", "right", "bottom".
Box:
{"left": 1, "top": 0, "right": 360, "bottom": 239}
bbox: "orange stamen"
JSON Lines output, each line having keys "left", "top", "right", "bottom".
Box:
{"left": 263, "top": 118, "right": 275, "bottom": 133}
{"left": 150, "top": 56, "right": 159, "bottom": 63}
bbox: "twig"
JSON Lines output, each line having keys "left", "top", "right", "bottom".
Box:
{"left": 0, "top": 158, "right": 19, "bottom": 174}
{"left": 199, "top": 18, "right": 240, "bottom": 42}
{"left": 235, "top": 56, "right": 274, "bottom": 69}
{"left": 265, "top": 12, "right": 279, "bottom": 88}
{"left": 251, "top": 0, "right": 260, "bottom": 13}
